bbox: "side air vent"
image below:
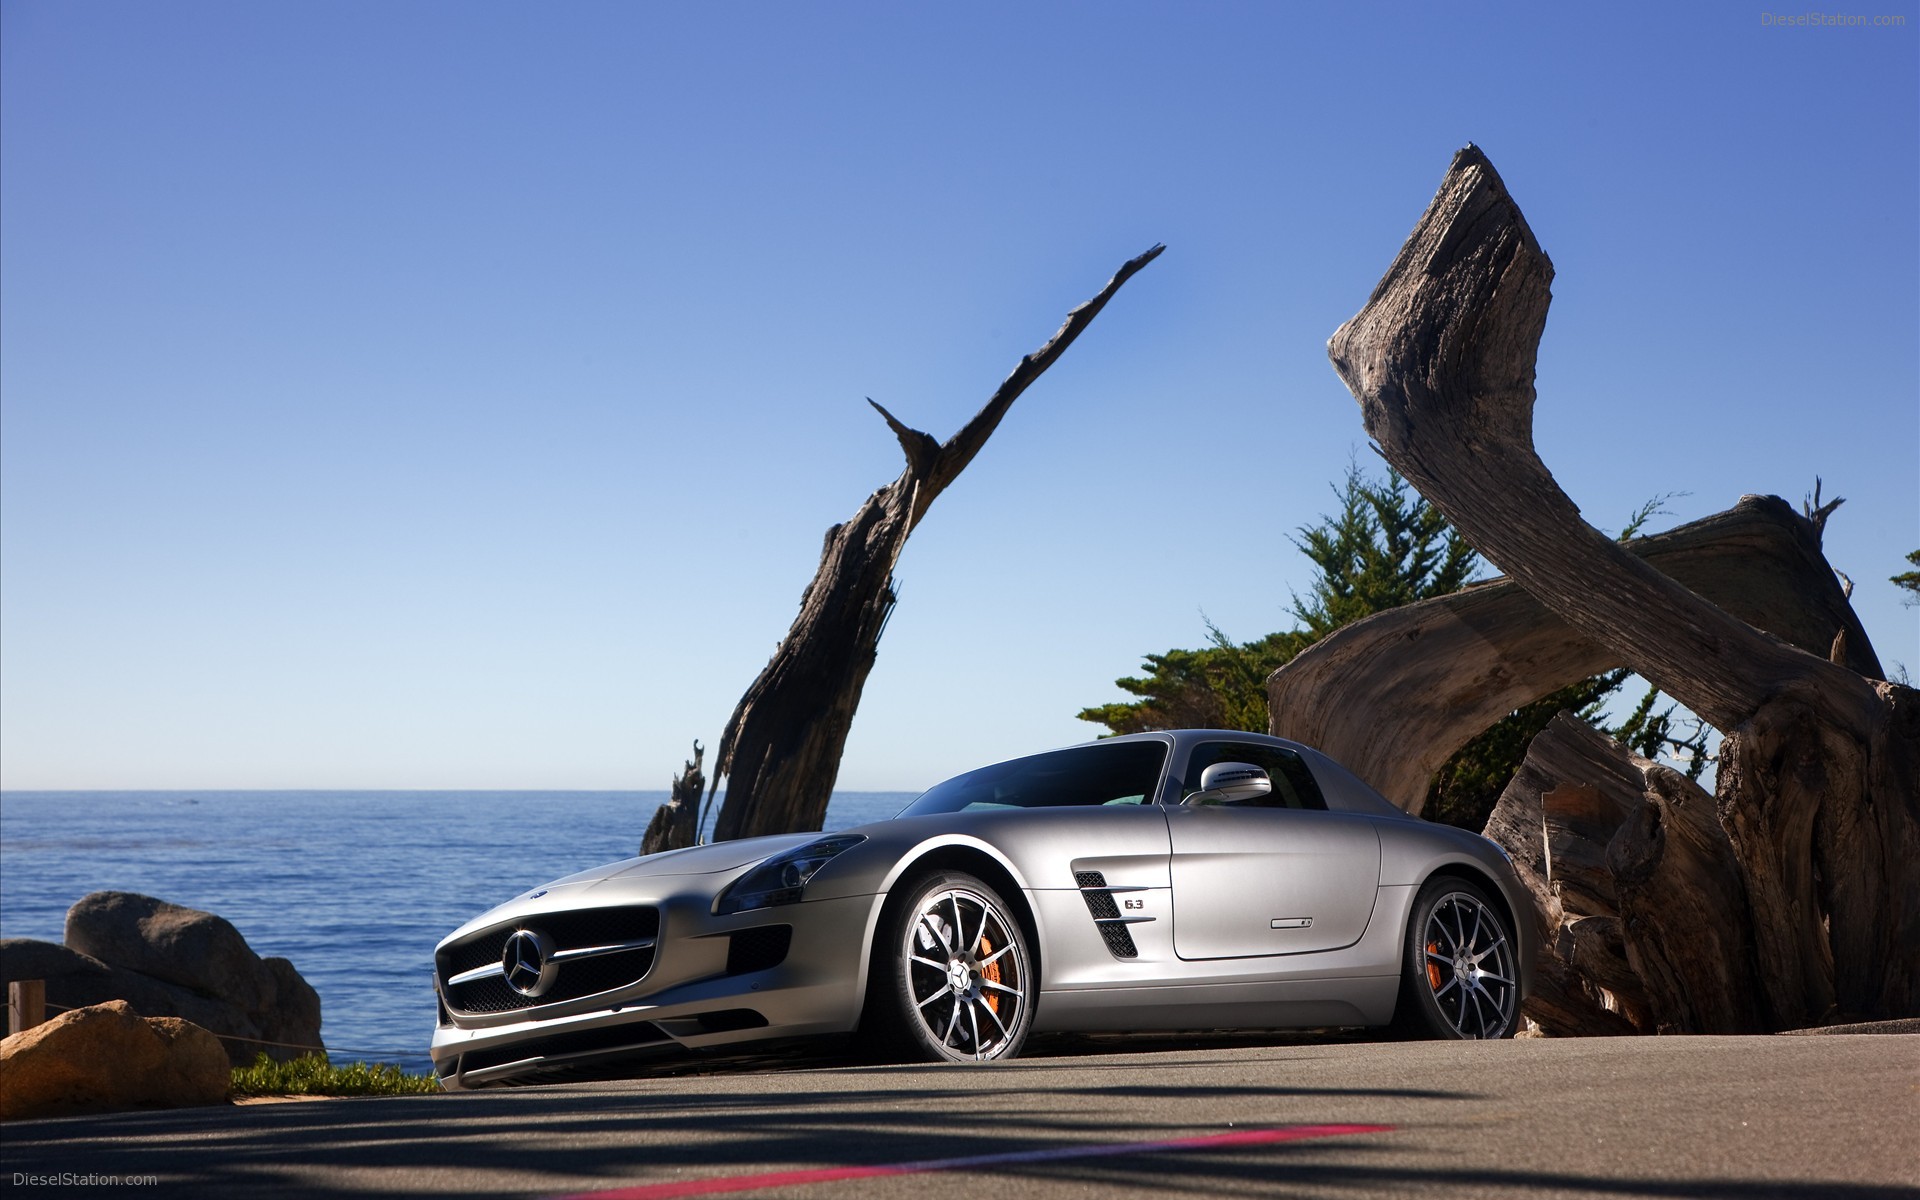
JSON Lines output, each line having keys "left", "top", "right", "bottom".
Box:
{"left": 1074, "top": 870, "right": 1138, "bottom": 959}
{"left": 1099, "top": 922, "right": 1141, "bottom": 958}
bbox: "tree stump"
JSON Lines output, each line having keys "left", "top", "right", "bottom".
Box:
{"left": 640, "top": 741, "right": 704, "bottom": 855}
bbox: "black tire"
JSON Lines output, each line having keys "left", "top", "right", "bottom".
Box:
{"left": 862, "top": 871, "right": 1035, "bottom": 1063}
{"left": 1392, "top": 876, "right": 1521, "bottom": 1040}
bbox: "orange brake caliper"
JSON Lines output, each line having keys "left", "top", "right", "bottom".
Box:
{"left": 1426, "top": 941, "right": 1444, "bottom": 991}
{"left": 979, "top": 935, "right": 1002, "bottom": 1014}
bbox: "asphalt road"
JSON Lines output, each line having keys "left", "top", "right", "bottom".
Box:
{"left": 2, "top": 1034, "right": 1915, "bottom": 1199}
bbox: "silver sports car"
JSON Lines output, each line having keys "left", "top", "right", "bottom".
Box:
{"left": 429, "top": 730, "right": 1533, "bottom": 1088}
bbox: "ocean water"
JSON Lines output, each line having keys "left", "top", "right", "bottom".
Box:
{"left": 0, "top": 789, "right": 913, "bottom": 1071}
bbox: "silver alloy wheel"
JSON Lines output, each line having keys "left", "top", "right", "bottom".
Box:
{"left": 1421, "top": 890, "right": 1517, "bottom": 1038}
{"left": 902, "top": 886, "right": 1028, "bottom": 1060}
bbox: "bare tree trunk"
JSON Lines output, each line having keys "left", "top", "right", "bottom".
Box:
{"left": 640, "top": 741, "right": 704, "bottom": 855}
{"left": 1326, "top": 145, "right": 1917, "bottom": 1026}
{"left": 700, "top": 246, "right": 1164, "bottom": 843}
{"left": 1267, "top": 494, "right": 1877, "bottom": 812}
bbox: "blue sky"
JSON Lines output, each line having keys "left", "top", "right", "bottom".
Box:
{"left": 2, "top": 1, "right": 1914, "bottom": 792}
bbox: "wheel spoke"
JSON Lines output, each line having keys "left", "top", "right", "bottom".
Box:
{"left": 1468, "top": 935, "right": 1507, "bottom": 966}
{"left": 1476, "top": 982, "right": 1503, "bottom": 1036}
{"left": 910, "top": 954, "right": 948, "bottom": 972}
{"left": 1432, "top": 974, "right": 1459, "bottom": 1000}
{"left": 915, "top": 984, "right": 952, "bottom": 1010}
{"left": 942, "top": 996, "right": 963, "bottom": 1046}
{"left": 950, "top": 894, "right": 965, "bottom": 949}
{"left": 980, "top": 943, "right": 1015, "bottom": 967}
{"left": 977, "top": 993, "right": 1010, "bottom": 1039}
{"left": 972, "top": 906, "right": 991, "bottom": 959}
{"left": 1460, "top": 985, "right": 1484, "bottom": 1036}
{"left": 920, "top": 913, "right": 953, "bottom": 955}
{"left": 981, "top": 978, "right": 1021, "bottom": 997}
{"left": 968, "top": 1002, "right": 983, "bottom": 1060}
{"left": 1466, "top": 907, "right": 1484, "bottom": 955}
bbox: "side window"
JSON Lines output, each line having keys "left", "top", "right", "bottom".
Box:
{"left": 1181, "top": 742, "right": 1328, "bottom": 811}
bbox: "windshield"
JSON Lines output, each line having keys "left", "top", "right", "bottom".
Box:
{"left": 896, "top": 741, "right": 1168, "bottom": 817}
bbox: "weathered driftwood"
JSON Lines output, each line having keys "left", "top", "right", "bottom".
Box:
{"left": 1327, "top": 145, "right": 1917, "bottom": 1027}
{"left": 640, "top": 741, "right": 704, "bottom": 855}
{"left": 1481, "top": 720, "right": 1642, "bottom": 1036}
{"left": 1486, "top": 714, "right": 1766, "bottom": 1035}
{"left": 701, "top": 246, "right": 1165, "bottom": 843}
{"left": 1267, "top": 495, "right": 1880, "bottom": 814}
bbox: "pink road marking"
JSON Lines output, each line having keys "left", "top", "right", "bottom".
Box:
{"left": 546, "top": 1122, "right": 1395, "bottom": 1200}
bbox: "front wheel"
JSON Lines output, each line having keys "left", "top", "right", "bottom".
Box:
{"left": 1393, "top": 876, "right": 1520, "bottom": 1039}
{"left": 864, "top": 871, "right": 1034, "bottom": 1062}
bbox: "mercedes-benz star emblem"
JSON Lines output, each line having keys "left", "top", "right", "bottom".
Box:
{"left": 502, "top": 928, "right": 557, "bottom": 997}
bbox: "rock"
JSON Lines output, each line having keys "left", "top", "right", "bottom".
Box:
{"left": 66, "top": 892, "right": 278, "bottom": 1014}
{"left": 0, "top": 939, "right": 266, "bottom": 1058}
{"left": 2, "top": 893, "right": 326, "bottom": 1067}
{"left": 145, "top": 1016, "right": 234, "bottom": 1106}
{"left": 256, "top": 957, "right": 322, "bottom": 1051}
{"left": 0, "top": 1000, "right": 229, "bottom": 1121}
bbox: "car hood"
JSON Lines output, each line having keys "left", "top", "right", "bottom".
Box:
{"left": 537, "top": 832, "right": 821, "bottom": 889}
{"left": 441, "top": 832, "right": 829, "bottom": 949}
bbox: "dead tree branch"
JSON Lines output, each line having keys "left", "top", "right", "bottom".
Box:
{"left": 1266, "top": 495, "right": 1879, "bottom": 813}
{"left": 704, "top": 245, "right": 1165, "bottom": 842}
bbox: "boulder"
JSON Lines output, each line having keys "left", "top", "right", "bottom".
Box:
{"left": 0, "top": 1000, "right": 229, "bottom": 1121}
{"left": 66, "top": 892, "right": 278, "bottom": 1014}
{"left": 0, "top": 939, "right": 266, "bottom": 1054}
{"left": 1, "top": 892, "right": 324, "bottom": 1066}
{"left": 256, "top": 957, "right": 322, "bottom": 1050}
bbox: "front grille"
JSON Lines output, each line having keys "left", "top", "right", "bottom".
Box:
{"left": 437, "top": 905, "right": 660, "bottom": 1016}
{"left": 1075, "top": 870, "right": 1138, "bottom": 959}
{"left": 726, "top": 925, "right": 792, "bottom": 976}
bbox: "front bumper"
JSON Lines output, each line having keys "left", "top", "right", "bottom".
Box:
{"left": 430, "top": 891, "right": 881, "bottom": 1088}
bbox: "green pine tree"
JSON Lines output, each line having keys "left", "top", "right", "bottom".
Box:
{"left": 1894, "top": 550, "right": 1919, "bottom": 606}
{"left": 1079, "top": 463, "right": 1462, "bottom": 738}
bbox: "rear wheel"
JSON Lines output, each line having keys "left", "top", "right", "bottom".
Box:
{"left": 1393, "top": 876, "right": 1520, "bottom": 1039}
{"left": 863, "top": 871, "right": 1034, "bottom": 1062}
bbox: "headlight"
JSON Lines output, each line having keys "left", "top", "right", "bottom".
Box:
{"left": 714, "top": 835, "right": 866, "bottom": 915}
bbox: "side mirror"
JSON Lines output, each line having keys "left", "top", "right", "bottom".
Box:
{"left": 1190, "top": 762, "right": 1272, "bottom": 805}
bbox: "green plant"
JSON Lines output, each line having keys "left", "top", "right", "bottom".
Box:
{"left": 230, "top": 1052, "right": 440, "bottom": 1097}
